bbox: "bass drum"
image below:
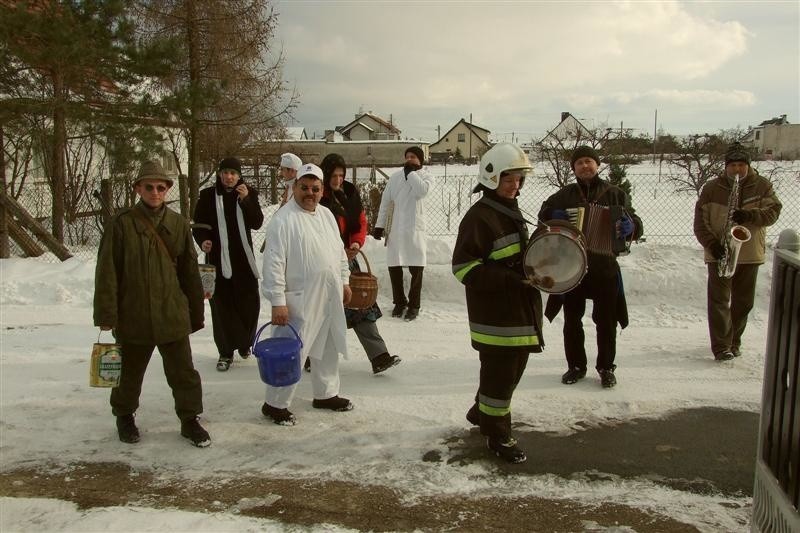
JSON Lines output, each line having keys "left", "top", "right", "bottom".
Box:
{"left": 523, "top": 220, "right": 588, "bottom": 294}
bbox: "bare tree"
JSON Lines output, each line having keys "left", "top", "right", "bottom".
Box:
{"left": 534, "top": 125, "right": 609, "bottom": 188}
{"left": 665, "top": 128, "right": 746, "bottom": 196}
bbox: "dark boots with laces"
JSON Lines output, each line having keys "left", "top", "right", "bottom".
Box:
{"left": 180, "top": 416, "right": 211, "bottom": 447}
{"left": 371, "top": 352, "right": 401, "bottom": 374}
{"left": 487, "top": 436, "right": 527, "bottom": 464}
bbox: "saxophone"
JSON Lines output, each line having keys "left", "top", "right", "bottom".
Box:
{"left": 717, "top": 173, "right": 752, "bottom": 278}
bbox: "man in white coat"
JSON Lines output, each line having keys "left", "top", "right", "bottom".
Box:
{"left": 279, "top": 152, "right": 302, "bottom": 206}
{"left": 372, "top": 146, "right": 433, "bottom": 321}
{"left": 261, "top": 163, "right": 354, "bottom": 425}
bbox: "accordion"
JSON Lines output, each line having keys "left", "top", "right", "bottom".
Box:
{"left": 566, "top": 204, "right": 630, "bottom": 256}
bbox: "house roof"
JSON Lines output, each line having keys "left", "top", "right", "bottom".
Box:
{"left": 541, "top": 112, "right": 592, "bottom": 141}
{"left": 339, "top": 112, "right": 400, "bottom": 135}
{"left": 431, "top": 118, "right": 491, "bottom": 149}
{"left": 758, "top": 115, "right": 790, "bottom": 126}
{"left": 284, "top": 126, "right": 306, "bottom": 140}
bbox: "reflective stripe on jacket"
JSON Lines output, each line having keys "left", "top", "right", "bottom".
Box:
{"left": 452, "top": 192, "right": 543, "bottom": 354}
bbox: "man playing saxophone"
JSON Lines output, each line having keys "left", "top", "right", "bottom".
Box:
{"left": 693, "top": 142, "right": 782, "bottom": 361}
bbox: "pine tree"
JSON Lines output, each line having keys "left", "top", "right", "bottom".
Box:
{"left": 0, "top": 1, "right": 176, "bottom": 242}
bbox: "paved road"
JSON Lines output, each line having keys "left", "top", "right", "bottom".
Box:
{"left": 446, "top": 407, "right": 759, "bottom": 496}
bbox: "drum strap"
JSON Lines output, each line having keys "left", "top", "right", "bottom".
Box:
{"left": 479, "top": 196, "right": 531, "bottom": 245}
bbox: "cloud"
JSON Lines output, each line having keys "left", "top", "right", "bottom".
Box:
{"left": 274, "top": 0, "right": 785, "bottom": 139}
{"left": 565, "top": 89, "right": 756, "bottom": 108}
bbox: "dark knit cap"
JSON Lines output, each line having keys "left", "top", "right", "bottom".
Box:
{"left": 405, "top": 146, "right": 425, "bottom": 164}
{"left": 570, "top": 145, "right": 600, "bottom": 169}
{"left": 724, "top": 142, "right": 750, "bottom": 165}
{"left": 218, "top": 157, "right": 242, "bottom": 174}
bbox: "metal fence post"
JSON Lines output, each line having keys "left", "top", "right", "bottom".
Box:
{"left": 751, "top": 228, "right": 800, "bottom": 532}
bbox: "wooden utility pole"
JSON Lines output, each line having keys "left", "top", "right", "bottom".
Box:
{"left": 0, "top": 123, "right": 9, "bottom": 258}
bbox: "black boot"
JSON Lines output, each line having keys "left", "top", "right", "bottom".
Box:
{"left": 371, "top": 352, "right": 401, "bottom": 374}
{"left": 312, "top": 396, "right": 354, "bottom": 411}
{"left": 261, "top": 403, "right": 296, "bottom": 426}
{"left": 391, "top": 304, "right": 406, "bottom": 318}
{"left": 180, "top": 417, "right": 211, "bottom": 448}
{"left": 487, "top": 436, "right": 526, "bottom": 464}
{"left": 116, "top": 414, "right": 140, "bottom": 444}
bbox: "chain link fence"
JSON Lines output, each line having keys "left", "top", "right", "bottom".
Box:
{"left": 6, "top": 168, "right": 799, "bottom": 261}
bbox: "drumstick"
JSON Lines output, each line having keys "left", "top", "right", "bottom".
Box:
{"left": 522, "top": 275, "right": 555, "bottom": 290}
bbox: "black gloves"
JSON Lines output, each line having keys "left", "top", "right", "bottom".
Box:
{"left": 731, "top": 209, "right": 753, "bottom": 224}
{"left": 403, "top": 162, "right": 421, "bottom": 178}
{"left": 371, "top": 227, "right": 384, "bottom": 240}
{"left": 710, "top": 242, "right": 725, "bottom": 260}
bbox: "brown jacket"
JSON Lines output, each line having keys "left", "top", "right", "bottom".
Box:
{"left": 694, "top": 169, "right": 782, "bottom": 265}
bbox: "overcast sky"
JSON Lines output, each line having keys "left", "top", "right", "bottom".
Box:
{"left": 273, "top": 1, "right": 799, "bottom": 143}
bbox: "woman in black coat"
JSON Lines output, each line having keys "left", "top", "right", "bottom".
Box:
{"left": 192, "top": 157, "right": 263, "bottom": 371}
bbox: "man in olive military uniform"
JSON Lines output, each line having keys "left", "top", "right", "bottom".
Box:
{"left": 94, "top": 161, "right": 211, "bottom": 447}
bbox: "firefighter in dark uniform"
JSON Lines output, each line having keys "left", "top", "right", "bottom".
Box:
{"left": 452, "top": 143, "right": 544, "bottom": 464}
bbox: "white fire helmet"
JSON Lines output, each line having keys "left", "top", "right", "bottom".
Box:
{"left": 475, "top": 143, "right": 532, "bottom": 192}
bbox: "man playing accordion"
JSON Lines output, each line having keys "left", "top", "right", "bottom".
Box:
{"left": 538, "top": 145, "right": 643, "bottom": 388}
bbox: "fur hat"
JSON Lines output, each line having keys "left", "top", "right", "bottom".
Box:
{"left": 280, "top": 153, "right": 302, "bottom": 171}
{"left": 570, "top": 145, "right": 600, "bottom": 169}
{"left": 404, "top": 146, "right": 425, "bottom": 164}
{"left": 217, "top": 157, "right": 241, "bottom": 175}
{"left": 725, "top": 142, "right": 751, "bottom": 165}
{"left": 135, "top": 160, "right": 173, "bottom": 186}
{"left": 320, "top": 153, "right": 346, "bottom": 186}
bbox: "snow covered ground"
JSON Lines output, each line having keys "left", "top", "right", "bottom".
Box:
{"left": 1, "top": 228, "right": 788, "bottom": 531}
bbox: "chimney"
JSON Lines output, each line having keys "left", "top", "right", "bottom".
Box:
{"left": 389, "top": 113, "right": 393, "bottom": 125}
{"left": 561, "top": 111, "right": 570, "bottom": 122}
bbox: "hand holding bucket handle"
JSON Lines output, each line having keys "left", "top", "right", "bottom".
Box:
{"left": 253, "top": 321, "right": 303, "bottom": 349}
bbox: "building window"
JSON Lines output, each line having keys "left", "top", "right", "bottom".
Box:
{"left": 458, "top": 133, "right": 466, "bottom": 142}
{"left": 755, "top": 131, "right": 760, "bottom": 140}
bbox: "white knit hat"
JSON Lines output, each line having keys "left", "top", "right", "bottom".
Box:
{"left": 280, "top": 153, "right": 302, "bottom": 171}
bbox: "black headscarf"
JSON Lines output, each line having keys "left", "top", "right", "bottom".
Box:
{"left": 320, "top": 153, "right": 363, "bottom": 242}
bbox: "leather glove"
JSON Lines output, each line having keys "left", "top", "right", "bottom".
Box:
{"left": 731, "top": 209, "right": 753, "bottom": 224}
{"left": 403, "top": 162, "right": 421, "bottom": 177}
{"left": 371, "top": 227, "right": 384, "bottom": 240}
{"left": 710, "top": 242, "right": 725, "bottom": 260}
{"left": 617, "top": 216, "right": 635, "bottom": 238}
{"left": 550, "top": 209, "right": 569, "bottom": 221}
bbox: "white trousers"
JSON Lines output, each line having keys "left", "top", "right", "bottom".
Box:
{"left": 265, "top": 329, "right": 341, "bottom": 409}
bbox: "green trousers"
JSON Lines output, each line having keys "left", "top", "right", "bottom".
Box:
{"left": 110, "top": 336, "right": 203, "bottom": 422}
{"left": 706, "top": 262, "right": 759, "bottom": 356}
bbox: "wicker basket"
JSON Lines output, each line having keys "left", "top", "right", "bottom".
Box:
{"left": 347, "top": 249, "right": 378, "bottom": 310}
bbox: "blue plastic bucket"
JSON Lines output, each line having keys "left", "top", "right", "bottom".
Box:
{"left": 252, "top": 321, "right": 303, "bottom": 387}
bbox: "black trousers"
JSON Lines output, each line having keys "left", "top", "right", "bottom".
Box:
{"left": 563, "top": 269, "right": 619, "bottom": 371}
{"left": 471, "top": 350, "right": 529, "bottom": 440}
{"left": 209, "top": 275, "right": 260, "bottom": 358}
{"left": 388, "top": 265, "right": 424, "bottom": 310}
{"left": 110, "top": 337, "right": 203, "bottom": 422}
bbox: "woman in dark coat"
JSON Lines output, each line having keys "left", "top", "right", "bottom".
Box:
{"left": 192, "top": 157, "right": 263, "bottom": 371}
{"left": 317, "top": 153, "right": 400, "bottom": 374}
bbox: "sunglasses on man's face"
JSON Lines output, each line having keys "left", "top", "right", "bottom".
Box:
{"left": 299, "top": 185, "right": 321, "bottom": 193}
{"left": 144, "top": 184, "right": 168, "bottom": 193}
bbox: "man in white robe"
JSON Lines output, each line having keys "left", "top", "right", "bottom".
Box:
{"left": 261, "top": 163, "right": 354, "bottom": 425}
{"left": 372, "top": 146, "right": 433, "bottom": 321}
